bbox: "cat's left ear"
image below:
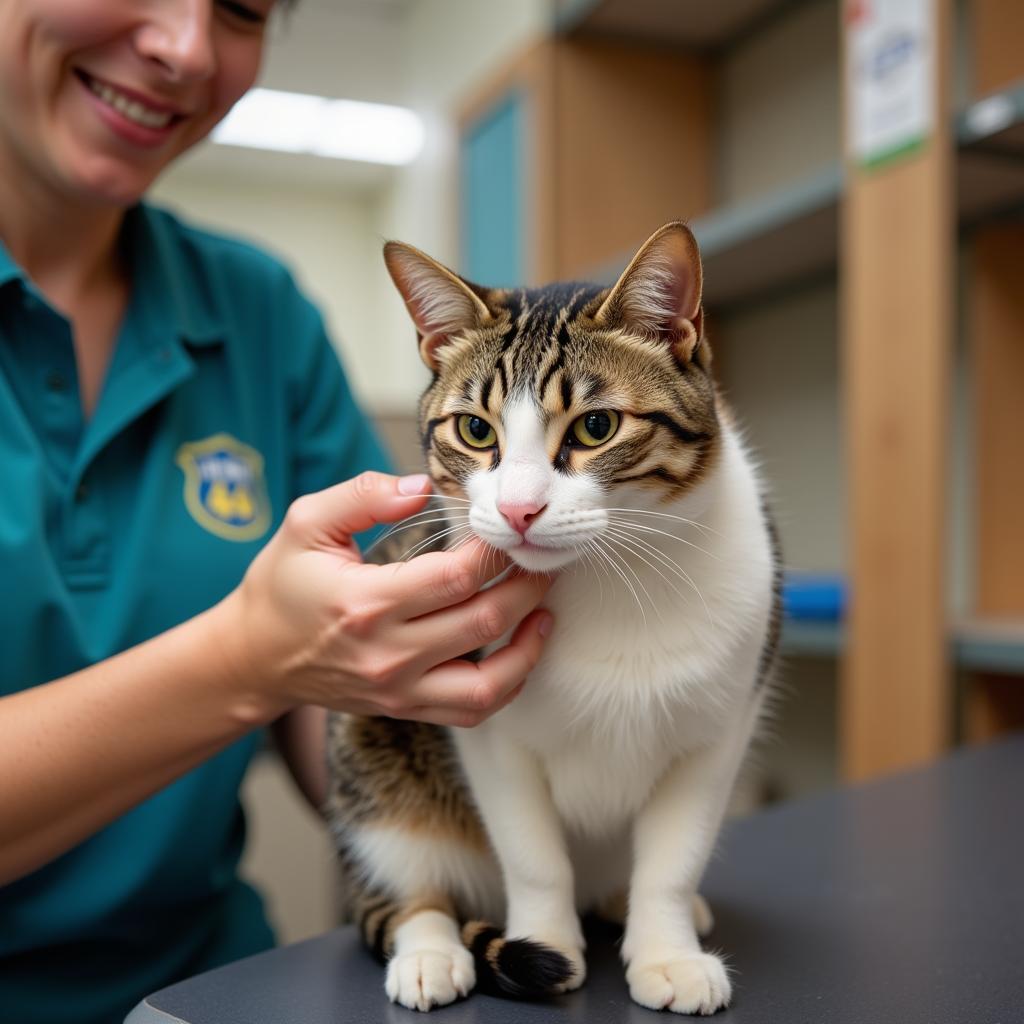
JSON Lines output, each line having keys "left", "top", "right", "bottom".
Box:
{"left": 383, "top": 241, "right": 493, "bottom": 371}
{"left": 594, "top": 222, "right": 708, "bottom": 368}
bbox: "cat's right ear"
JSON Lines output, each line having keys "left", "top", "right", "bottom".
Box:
{"left": 383, "top": 242, "right": 492, "bottom": 371}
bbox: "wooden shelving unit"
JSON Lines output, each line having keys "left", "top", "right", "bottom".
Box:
{"left": 583, "top": 81, "right": 1024, "bottom": 312}
{"left": 458, "top": 0, "right": 1024, "bottom": 782}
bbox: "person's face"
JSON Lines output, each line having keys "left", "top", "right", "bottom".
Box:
{"left": 0, "top": 0, "right": 275, "bottom": 208}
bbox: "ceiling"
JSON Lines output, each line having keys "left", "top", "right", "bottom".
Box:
{"left": 172, "top": 0, "right": 419, "bottom": 192}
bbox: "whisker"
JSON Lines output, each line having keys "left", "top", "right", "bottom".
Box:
{"left": 369, "top": 514, "right": 471, "bottom": 554}
{"left": 401, "top": 524, "right": 473, "bottom": 561}
{"left": 602, "top": 506, "right": 721, "bottom": 537}
{"left": 600, "top": 534, "right": 664, "bottom": 625}
{"left": 367, "top": 505, "right": 470, "bottom": 545}
{"left": 582, "top": 540, "right": 607, "bottom": 610}
{"left": 592, "top": 536, "right": 648, "bottom": 629}
{"left": 605, "top": 516, "right": 720, "bottom": 561}
{"left": 604, "top": 525, "right": 715, "bottom": 629}
{"left": 603, "top": 527, "right": 690, "bottom": 612}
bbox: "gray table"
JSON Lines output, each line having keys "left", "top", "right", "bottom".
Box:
{"left": 126, "top": 736, "right": 1024, "bottom": 1024}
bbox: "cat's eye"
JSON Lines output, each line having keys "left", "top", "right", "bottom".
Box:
{"left": 571, "top": 410, "right": 620, "bottom": 448}
{"left": 457, "top": 414, "right": 498, "bottom": 449}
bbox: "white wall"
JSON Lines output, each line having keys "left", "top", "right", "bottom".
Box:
{"left": 151, "top": 170, "right": 393, "bottom": 413}
{"left": 371, "top": 0, "right": 552, "bottom": 412}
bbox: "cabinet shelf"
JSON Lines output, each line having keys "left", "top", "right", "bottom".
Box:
{"left": 780, "top": 616, "right": 1024, "bottom": 676}
{"left": 954, "top": 619, "right": 1024, "bottom": 676}
{"left": 554, "top": 0, "right": 800, "bottom": 50}
{"left": 958, "top": 83, "right": 1024, "bottom": 227}
{"left": 582, "top": 84, "right": 1024, "bottom": 312}
{"left": 781, "top": 619, "right": 846, "bottom": 658}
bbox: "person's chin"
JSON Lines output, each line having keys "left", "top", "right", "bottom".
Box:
{"left": 508, "top": 541, "right": 578, "bottom": 573}
{"left": 63, "top": 150, "right": 160, "bottom": 209}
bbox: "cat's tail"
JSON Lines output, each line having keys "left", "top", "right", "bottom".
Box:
{"left": 460, "top": 920, "right": 575, "bottom": 998}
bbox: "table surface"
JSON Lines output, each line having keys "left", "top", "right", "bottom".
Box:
{"left": 126, "top": 736, "right": 1024, "bottom": 1024}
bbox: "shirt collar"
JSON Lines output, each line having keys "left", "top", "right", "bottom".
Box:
{"left": 0, "top": 205, "right": 226, "bottom": 347}
{"left": 124, "top": 204, "right": 225, "bottom": 348}
{"left": 0, "top": 236, "right": 25, "bottom": 290}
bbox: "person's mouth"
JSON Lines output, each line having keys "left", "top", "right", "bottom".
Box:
{"left": 75, "top": 69, "right": 186, "bottom": 133}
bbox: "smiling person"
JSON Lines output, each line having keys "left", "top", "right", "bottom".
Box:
{"left": 0, "top": 2, "right": 554, "bottom": 1022}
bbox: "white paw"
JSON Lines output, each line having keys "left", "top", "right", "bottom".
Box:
{"left": 384, "top": 946, "right": 476, "bottom": 1012}
{"left": 627, "top": 952, "right": 731, "bottom": 1016}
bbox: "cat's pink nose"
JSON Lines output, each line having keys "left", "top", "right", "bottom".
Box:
{"left": 498, "top": 501, "right": 546, "bottom": 536}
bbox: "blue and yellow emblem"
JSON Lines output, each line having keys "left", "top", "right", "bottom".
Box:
{"left": 175, "top": 433, "right": 271, "bottom": 542}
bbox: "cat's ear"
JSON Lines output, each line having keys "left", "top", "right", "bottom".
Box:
{"left": 383, "top": 242, "right": 492, "bottom": 370}
{"left": 594, "top": 222, "right": 707, "bottom": 367}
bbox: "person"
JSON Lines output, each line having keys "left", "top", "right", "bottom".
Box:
{"left": 0, "top": 2, "right": 553, "bottom": 1022}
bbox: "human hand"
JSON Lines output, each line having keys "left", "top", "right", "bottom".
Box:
{"left": 219, "top": 472, "right": 553, "bottom": 727}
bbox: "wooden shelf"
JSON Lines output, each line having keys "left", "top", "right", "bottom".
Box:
{"left": 958, "top": 83, "right": 1024, "bottom": 226}
{"left": 781, "top": 619, "right": 845, "bottom": 658}
{"left": 553, "top": 0, "right": 799, "bottom": 50}
{"left": 583, "top": 84, "right": 1024, "bottom": 312}
{"left": 780, "top": 615, "right": 1024, "bottom": 676}
{"left": 953, "top": 618, "right": 1024, "bottom": 676}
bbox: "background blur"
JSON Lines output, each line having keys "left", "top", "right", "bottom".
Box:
{"left": 151, "top": 0, "right": 1024, "bottom": 943}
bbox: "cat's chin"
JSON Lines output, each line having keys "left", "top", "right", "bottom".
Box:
{"left": 506, "top": 542, "right": 580, "bottom": 573}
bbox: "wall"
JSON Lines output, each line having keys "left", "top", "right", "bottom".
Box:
{"left": 372, "top": 0, "right": 552, "bottom": 415}
{"left": 150, "top": 171, "right": 391, "bottom": 415}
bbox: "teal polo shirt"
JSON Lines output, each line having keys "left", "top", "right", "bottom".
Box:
{"left": 0, "top": 205, "right": 391, "bottom": 1024}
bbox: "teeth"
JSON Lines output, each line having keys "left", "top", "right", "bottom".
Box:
{"left": 87, "top": 78, "right": 174, "bottom": 130}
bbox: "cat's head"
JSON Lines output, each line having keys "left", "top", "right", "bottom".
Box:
{"left": 384, "top": 222, "right": 720, "bottom": 572}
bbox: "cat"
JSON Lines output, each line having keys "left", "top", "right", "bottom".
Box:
{"left": 324, "top": 221, "right": 781, "bottom": 1015}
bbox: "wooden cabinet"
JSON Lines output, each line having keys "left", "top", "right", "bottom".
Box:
{"left": 458, "top": 38, "right": 712, "bottom": 286}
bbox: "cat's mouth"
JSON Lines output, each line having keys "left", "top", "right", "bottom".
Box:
{"left": 505, "top": 538, "right": 581, "bottom": 573}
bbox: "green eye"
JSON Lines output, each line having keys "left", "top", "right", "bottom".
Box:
{"left": 457, "top": 414, "right": 498, "bottom": 449}
{"left": 572, "top": 410, "right": 620, "bottom": 447}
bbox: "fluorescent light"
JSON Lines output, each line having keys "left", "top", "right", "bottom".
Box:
{"left": 212, "top": 88, "right": 424, "bottom": 165}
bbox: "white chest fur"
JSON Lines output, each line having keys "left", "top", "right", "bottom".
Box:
{"left": 464, "top": 427, "right": 774, "bottom": 838}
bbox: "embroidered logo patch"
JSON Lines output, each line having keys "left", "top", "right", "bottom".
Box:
{"left": 175, "top": 433, "right": 271, "bottom": 542}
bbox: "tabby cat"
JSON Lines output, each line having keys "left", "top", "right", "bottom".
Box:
{"left": 325, "top": 222, "right": 781, "bottom": 1015}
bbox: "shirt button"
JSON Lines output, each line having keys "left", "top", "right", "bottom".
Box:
{"left": 75, "top": 483, "right": 90, "bottom": 503}
{"left": 46, "top": 371, "right": 69, "bottom": 393}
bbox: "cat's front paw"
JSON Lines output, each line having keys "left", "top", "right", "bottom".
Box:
{"left": 385, "top": 946, "right": 476, "bottom": 1012}
{"left": 626, "top": 951, "right": 730, "bottom": 1015}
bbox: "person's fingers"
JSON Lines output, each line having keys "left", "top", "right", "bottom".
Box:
{"left": 283, "top": 472, "right": 433, "bottom": 549}
{"left": 401, "top": 570, "right": 553, "bottom": 672}
{"left": 402, "top": 608, "right": 552, "bottom": 724}
{"left": 372, "top": 538, "right": 513, "bottom": 620}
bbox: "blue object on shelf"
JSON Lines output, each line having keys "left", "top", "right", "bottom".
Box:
{"left": 782, "top": 572, "right": 847, "bottom": 621}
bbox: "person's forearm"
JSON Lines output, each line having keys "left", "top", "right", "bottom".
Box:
{"left": 0, "top": 599, "right": 283, "bottom": 886}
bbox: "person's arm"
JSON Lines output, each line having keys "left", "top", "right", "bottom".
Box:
{"left": 266, "top": 276, "right": 395, "bottom": 810}
{"left": 0, "top": 472, "right": 552, "bottom": 886}
{"left": 0, "top": 601, "right": 263, "bottom": 886}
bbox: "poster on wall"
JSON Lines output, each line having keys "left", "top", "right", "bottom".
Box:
{"left": 847, "top": 0, "right": 934, "bottom": 169}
